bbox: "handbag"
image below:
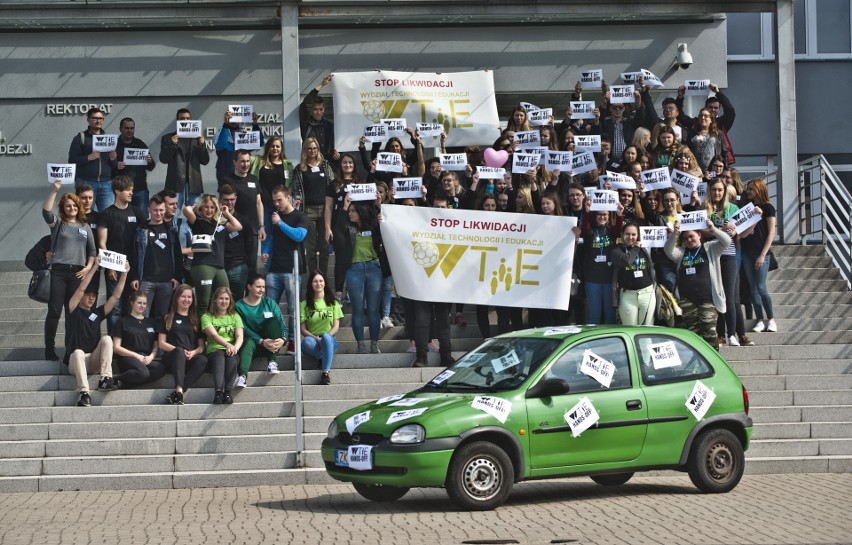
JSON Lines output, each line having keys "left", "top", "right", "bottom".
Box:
{"left": 28, "top": 269, "right": 51, "bottom": 304}
{"left": 767, "top": 249, "right": 778, "bottom": 272}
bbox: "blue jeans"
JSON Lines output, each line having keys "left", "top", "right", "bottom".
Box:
{"left": 301, "top": 333, "right": 339, "bottom": 372}
{"left": 76, "top": 179, "right": 114, "bottom": 212}
{"left": 140, "top": 280, "right": 173, "bottom": 321}
{"left": 104, "top": 272, "right": 123, "bottom": 334}
{"left": 132, "top": 189, "right": 150, "bottom": 211}
{"left": 346, "top": 260, "right": 382, "bottom": 343}
{"left": 742, "top": 251, "right": 774, "bottom": 320}
{"left": 266, "top": 271, "right": 299, "bottom": 340}
{"left": 176, "top": 191, "right": 202, "bottom": 215}
{"left": 585, "top": 280, "right": 615, "bottom": 325}
{"left": 381, "top": 275, "right": 394, "bottom": 318}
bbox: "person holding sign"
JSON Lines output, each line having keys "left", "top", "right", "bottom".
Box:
{"left": 612, "top": 223, "right": 657, "bottom": 326}
{"left": 202, "top": 287, "right": 243, "bottom": 404}
{"left": 112, "top": 290, "right": 166, "bottom": 387}
{"left": 159, "top": 108, "right": 210, "bottom": 213}
{"left": 67, "top": 107, "right": 117, "bottom": 212}
{"left": 361, "top": 131, "right": 425, "bottom": 188}
{"left": 326, "top": 154, "right": 360, "bottom": 300}
{"left": 688, "top": 109, "right": 728, "bottom": 175}
{"left": 221, "top": 150, "right": 265, "bottom": 274}
{"left": 580, "top": 201, "right": 624, "bottom": 325}
{"left": 291, "top": 138, "right": 336, "bottom": 278}
{"left": 739, "top": 178, "right": 777, "bottom": 334}
{"left": 300, "top": 73, "right": 337, "bottom": 162}
{"left": 300, "top": 271, "right": 343, "bottom": 385}
{"left": 250, "top": 136, "right": 294, "bottom": 223}
{"left": 664, "top": 218, "right": 731, "bottom": 349}
{"left": 644, "top": 188, "right": 683, "bottom": 292}
{"left": 505, "top": 106, "right": 531, "bottom": 133}
{"left": 214, "top": 110, "right": 263, "bottom": 184}
{"left": 593, "top": 89, "right": 643, "bottom": 162}
{"left": 114, "top": 117, "right": 156, "bottom": 210}
{"left": 42, "top": 181, "right": 97, "bottom": 361}
{"left": 158, "top": 285, "right": 208, "bottom": 405}
{"left": 676, "top": 83, "right": 737, "bottom": 165}
{"left": 651, "top": 125, "right": 681, "bottom": 169}
{"left": 235, "top": 274, "right": 288, "bottom": 388}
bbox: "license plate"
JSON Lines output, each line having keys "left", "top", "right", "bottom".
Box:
{"left": 335, "top": 449, "right": 350, "bottom": 467}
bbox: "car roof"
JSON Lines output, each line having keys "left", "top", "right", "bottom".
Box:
{"left": 494, "top": 325, "right": 678, "bottom": 342}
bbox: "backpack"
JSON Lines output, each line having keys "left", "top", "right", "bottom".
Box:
{"left": 655, "top": 284, "right": 681, "bottom": 327}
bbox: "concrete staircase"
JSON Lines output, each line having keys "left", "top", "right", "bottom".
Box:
{"left": 0, "top": 244, "right": 849, "bottom": 492}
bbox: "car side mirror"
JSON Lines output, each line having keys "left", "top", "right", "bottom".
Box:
{"left": 525, "top": 378, "right": 569, "bottom": 399}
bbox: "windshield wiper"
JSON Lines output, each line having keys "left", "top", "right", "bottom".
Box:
{"left": 447, "top": 381, "right": 497, "bottom": 392}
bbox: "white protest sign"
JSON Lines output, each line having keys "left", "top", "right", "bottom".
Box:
{"left": 528, "top": 108, "right": 553, "bottom": 126}
{"left": 640, "top": 226, "right": 669, "bottom": 249}
{"left": 686, "top": 380, "right": 717, "bottom": 421}
{"left": 381, "top": 118, "right": 407, "bottom": 137}
{"left": 392, "top": 177, "right": 422, "bottom": 200}
{"left": 570, "top": 101, "right": 596, "bottom": 120}
{"left": 641, "top": 168, "right": 672, "bottom": 191}
{"left": 565, "top": 397, "right": 600, "bottom": 437}
{"left": 345, "top": 410, "right": 370, "bottom": 434}
{"left": 678, "top": 210, "right": 708, "bottom": 231}
{"left": 649, "top": 341, "right": 682, "bottom": 369}
{"left": 477, "top": 166, "right": 505, "bottom": 180}
{"left": 386, "top": 408, "right": 428, "bottom": 424}
{"left": 176, "top": 120, "right": 202, "bottom": 138}
{"left": 685, "top": 79, "right": 711, "bottom": 96}
{"left": 603, "top": 172, "right": 636, "bottom": 190}
{"left": 589, "top": 190, "right": 619, "bottom": 212}
{"left": 580, "top": 349, "right": 616, "bottom": 388}
{"left": 575, "top": 135, "right": 601, "bottom": 153}
{"left": 347, "top": 183, "right": 377, "bottom": 201}
{"left": 227, "top": 104, "right": 253, "bottom": 124}
{"left": 514, "top": 130, "right": 541, "bottom": 149}
{"left": 641, "top": 69, "right": 663, "bottom": 87}
{"left": 543, "top": 326, "right": 581, "bottom": 336}
{"left": 471, "top": 396, "right": 512, "bottom": 424}
{"left": 47, "top": 163, "right": 76, "bottom": 184}
{"left": 579, "top": 69, "right": 603, "bottom": 89}
{"left": 523, "top": 146, "right": 547, "bottom": 161}
{"left": 430, "top": 369, "right": 455, "bottom": 384}
{"left": 491, "top": 350, "right": 521, "bottom": 373}
{"left": 670, "top": 169, "right": 700, "bottom": 196}
{"left": 389, "top": 397, "right": 424, "bottom": 407}
{"left": 98, "top": 249, "right": 126, "bottom": 272}
{"left": 123, "top": 148, "right": 149, "bottom": 166}
{"left": 234, "top": 131, "right": 262, "bottom": 151}
{"left": 512, "top": 152, "right": 541, "bottom": 174}
{"left": 620, "top": 71, "right": 642, "bottom": 84}
{"left": 439, "top": 153, "right": 467, "bottom": 171}
{"left": 609, "top": 85, "right": 635, "bottom": 104}
{"left": 730, "top": 203, "right": 761, "bottom": 235}
{"left": 347, "top": 445, "right": 373, "bottom": 471}
{"left": 545, "top": 151, "right": 573, "bottom": 172}
{"left": 689, "top": 182, "right": 708, "bottom": 206}
{"left": 92, "top": 134, "right": 118, "bottom": 152}
{"left": 376, "top": 152, "right": 404, "bottom": 173}
{"left": 376, "top": 394, "right": 405, "bottom": 404}
{"left": 519, "top": 101, "right": 540, "bottom": 112}
{"left": 416, "top": 122, "right": 444, "bottom": 138}
{"left": 364, "top": 123, "right": 389, "bottom": 143}
{"left": 571, "top": 151, "right": 597, "bottom": 175}
{"left": 454, "top": 352, "right": 487, "bottom": 368}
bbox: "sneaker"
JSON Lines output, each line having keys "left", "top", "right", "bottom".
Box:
{"left": 213, "top": 390, "right": 224, "bottom": 404}
{"left": 357, "top": 342, "right": 367, "bottom": 354}
{"left": 428, "top": 340, "right": 440, "bottom": 353}
{"left": 380, "top": 316, "right": 394, "bottom": 329}
{"left": 406, "top": 341, "right": 417, "bottom": 354}
{"left": 738, "top": 335, "right": 755, "bottom": 347}
{"left": 413, "top": 356, "right": 428, "bottom": 367}
{"left": 235, "top": 375, "right": 247, "bottom": 389}
{"left": 766, "top": 319, "right": 778, "bottom": 332}
{"left": 267, "top": 361, "right": 280, "bottom": 374}
{"left": 727, "top": 335, "right": 740, "bottom": 347}
{"left": 718, "top": 337, "right": 726, "bottom": 346}
{"left": 286, "top": 340, "right": 296, "bottom": 355}
{"left": 370, "top": 342, "right": 381, "bottom": 354}
{"left": 166, "top": 391, "right": 184, "bottom": 405}
{"left": 98, "top": 376, "right": 117, "bottom": 391}
{"left": 335, "top": 291, "right": 344, "bottom": 305}
{"left": 45, "top": 347, "right": 59, "bottom": 361}
{"left": 76, "top": 392, "right": 91, "bottom": 407}
{"left": 454, "top": 312, "right": 467, "bottom": 326}
{"left": 752, "top": 320, "right": 766, "bottom": 333}
{"left": 320, "top": 372, "right": 331, "bottom": 385}
{"left": 222, "top": 390, "right": 234, "bottom": 404}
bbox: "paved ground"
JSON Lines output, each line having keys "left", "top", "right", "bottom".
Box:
{"left": 0, "top": 474, "right": 849, "bottom": 545}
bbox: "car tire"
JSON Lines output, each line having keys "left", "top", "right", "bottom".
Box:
{"left": 687, "top": 428, "right": 745, "bottom": 493}
{"left": 590, "top": 472, "right": 634, "bottom": 486}
{"left": 352, "top": 483, "right": 410, "bottom": 502}
{"left": 445, "top": 441, "right": 514, "bottom": 511}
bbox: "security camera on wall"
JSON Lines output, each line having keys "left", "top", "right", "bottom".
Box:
{"left": 676, "top": 43, "right": 693, "bottom": 69}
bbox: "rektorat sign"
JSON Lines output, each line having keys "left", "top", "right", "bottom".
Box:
{"left": 45, "top": 104, "right": 114, "bottom": 115}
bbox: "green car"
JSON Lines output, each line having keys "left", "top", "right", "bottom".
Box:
{"left": 321, "top": 325, "right": 752, "bottom": 510}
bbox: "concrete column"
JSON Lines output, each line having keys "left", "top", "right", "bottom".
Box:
{"left": 280, "top": 3, "right": 302, "bottom": 161}
{"left": 775, "top": 0, "right": 800, "bottom": 243}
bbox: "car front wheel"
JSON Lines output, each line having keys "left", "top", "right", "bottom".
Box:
{"left": 445, "top": 441, "right": 514, "bottom": 511}
{"left": 687, "top": 428, "right": 745, "bottom": 493}
{"left": 352, "top": 483, "right": 410, "bottom": 502}
{"left": 590, "top": 472, "right": 634, "bottom": 486}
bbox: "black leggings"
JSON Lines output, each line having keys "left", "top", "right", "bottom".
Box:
{"left": 115, "top": 356, "right": 168, "bottom": 385}
{"left": 163, "top": 349, "right": 208, "bottom": 390}
{"left": 717, "top": 255, "right": 745, "bottom": 338}
{"left": 208, "top": 350, "right": 238, "bottom": 391}
{"left": 45, "top": 266, "right": 82, "bottom": 350}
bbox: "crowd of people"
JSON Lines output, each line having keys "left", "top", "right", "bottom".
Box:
{"left": 37, "top": 73, "right": 779, "bottom": 407}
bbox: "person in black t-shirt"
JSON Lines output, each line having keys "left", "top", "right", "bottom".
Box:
{"left": 76, "top": 184, "right": 102, "bottom": 295}
{"left": 218, "top": 185, "right": 252, "bottom": 301}
{"left": 158, "top": 285, "right": 207, "bottom": 405}
{"left": 580, "top": 203, "right": 624, "bottom": 325}
{"left": 112, "top": 291, "right": 166, "bottom": 386}
{"left": 65, "top": 258, "right": 129, "bottom": 407}
{"left": 219, "top": 150, "right": 265, "bottom": 274}
{"left": 611, "top": 222, "right": 657, "bottom": 326}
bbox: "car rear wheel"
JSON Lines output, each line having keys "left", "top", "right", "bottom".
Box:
{"left": 445, "top": 441, "right": 514, "bottom": 511}
{"left": 687, "top": 428, "right": 744, "bottom": 493}
{"left": 590, "top": 472, "right": 634, "bottom": 486}
{"left": 352, "top": 483, "right": 409, "bottom": 502}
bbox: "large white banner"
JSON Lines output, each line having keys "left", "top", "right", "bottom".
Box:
{"left": 380, "top": 204, "right": 577, "bottom": 310}
{"left": 331, "top": 70, "right": 501, "bottom": 152}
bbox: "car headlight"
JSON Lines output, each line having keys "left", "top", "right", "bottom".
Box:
{"left": 327, "top": 420, "right": 338, "bottom": 439}
{"left": 390, "top": 424, "right": 425, "bottom": 444}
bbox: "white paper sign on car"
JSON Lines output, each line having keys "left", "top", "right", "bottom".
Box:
{"left": 686, "top": 380, "right": 717, "bottom": 421}
{"left": 376, "top": 394, "right": 405, "bottom": 404}
{"left": 491, "top": 350, "right": 521, "bottom": 373}
{"left": 389, "top": 397, "right": 424, "bottom": 407}
{"left": 565, "top": 397, "right": 600, "bottom": 437}
{"left": 386, "top": 408, "right": 428, "bottom": 424}
{"left": 543, "top": 326, "right": 581, "bottom": 336}
{"left": 430, "top": 370, "right": 455, "bottom": 384}
{"left": 580, "top": 349, "right": 615, "bottom": 388}
{"left": 345, "top": 410, "right": 371, "bottom": 434}
{"left": 640, "top": 226, "right": 668, "bottom": 249}
{"left": 677, "top": 210, "right": 708, "bottom": 231}
{"left": 47, "top": 163, "right": 76, "bottom": 184}
{"left": 376, "top": 152, "right": 404, "bottom": 173}
{"left": 454, "top": 352, "right": 487, "bottom": 368}
{"left": 641, "top": 167, "right": 672, "bottom": 191}
{"left": 649, "top": 341, "right": 682, "bottom": 369}
{"left": 471, "top": 396, "right": 512, "bottom": 424}
{"left": 347, "top": 445, "right": 373, "bottom": 471}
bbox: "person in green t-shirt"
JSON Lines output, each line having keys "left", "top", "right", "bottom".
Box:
{"left": 300, "top": 271, "right": 342, "bottom": 385}
{"left": 202, "top": 287, "right": 244, "bottom": 404}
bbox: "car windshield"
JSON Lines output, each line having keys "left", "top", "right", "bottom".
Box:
{"left": 427, "top": 337, "right": 563, "bottom": 391}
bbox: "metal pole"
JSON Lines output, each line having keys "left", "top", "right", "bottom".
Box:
{"left": 293, "top": 249, "right": 304, "bottom": 468}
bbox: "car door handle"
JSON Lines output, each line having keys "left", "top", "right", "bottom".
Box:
{"left": 626, "top": 399, "right": 642, "bottom": 411}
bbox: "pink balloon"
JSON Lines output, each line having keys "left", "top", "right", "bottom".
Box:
{"left": 483, "top": 147, "right": 509, "bottom": 168}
